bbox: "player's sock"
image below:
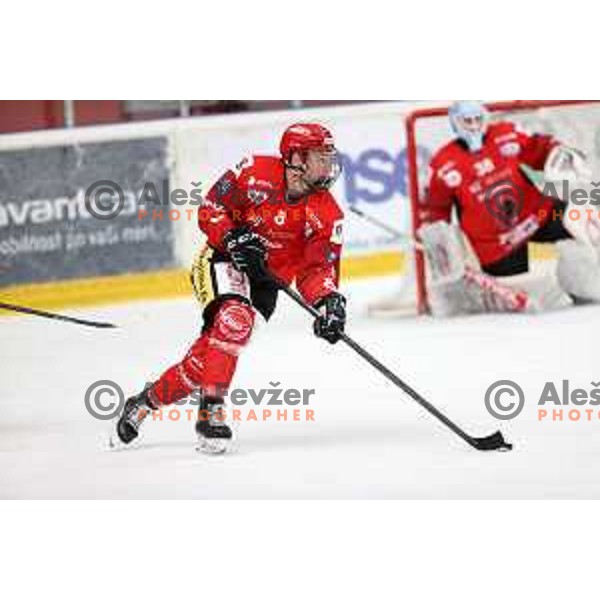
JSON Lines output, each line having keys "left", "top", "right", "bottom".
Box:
{"left": 120, "top": 299, "right": 253, "bottom": 450}
{"left": 150, "top": 299, "right": 254, "bottom": 406}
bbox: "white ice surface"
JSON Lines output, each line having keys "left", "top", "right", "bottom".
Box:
{"left": 2, "top": 275, "right": 600, "bottom": 499}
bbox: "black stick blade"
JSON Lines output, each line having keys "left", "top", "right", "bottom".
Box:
{"left": 74, "top": 319, "right": 117, "bottom": 329}
{"left": 469, "top": 431, "right": 513, "bottom": 452}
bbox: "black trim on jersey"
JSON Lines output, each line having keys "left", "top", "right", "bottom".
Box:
{"left": 483, "top": 202, "right": 572, "bottom": 277}
{"left": 201, "top": 247, "right": 280, "bottom": 328}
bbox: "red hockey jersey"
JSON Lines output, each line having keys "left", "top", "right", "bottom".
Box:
{"left": 199, "top": 155, "right": 344, "bottom": 305}
{"left": 425, "top": 121, "right": 559, "bottom": 266}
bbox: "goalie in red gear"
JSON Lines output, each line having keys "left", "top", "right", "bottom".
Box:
{"left": 420, "top": 101, "right": 594, "bottom": 316}
{"left": 113, "top": 123, "right": 346, "bottom": 453}
{"left": 425, "top": 101, "right": 574, "bottom": 274}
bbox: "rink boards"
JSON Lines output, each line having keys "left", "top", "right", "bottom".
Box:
{"left": 0, "top": 101, "right": 572, "bottom": 312}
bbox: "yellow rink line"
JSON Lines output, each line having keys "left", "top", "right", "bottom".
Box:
{"left": 0, "top": 251, "right": 405, "bottom": 315}
{"left": 0, "top": 269, "right": 192, "bottom": 314}
{"left": 0, "top": 246, "right": 554, "bottom": 315}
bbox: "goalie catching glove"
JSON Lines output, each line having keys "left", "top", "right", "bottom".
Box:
{"left": 544, "top": 145, "right": 591, "bottom": 183}
{"left": 314, "top": 292, "right": 346, "bottom": 344}
{"left": 223, "top": 226, "right": 267, "bottom": 279}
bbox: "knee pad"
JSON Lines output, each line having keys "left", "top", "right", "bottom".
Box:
{"left": 163, "top": 299, "right": 255, "bottom": 400}
{"left": 208, "top": 298, "right": 255, "bottom": 355}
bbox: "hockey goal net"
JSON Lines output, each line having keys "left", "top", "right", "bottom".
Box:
{"left": 368, "top": 100, "right": 600, "bottom": 317}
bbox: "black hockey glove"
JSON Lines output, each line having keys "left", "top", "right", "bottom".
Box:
{"left": 223, "top": 226, "right": 267, "bottom": 279}
{"left": 313, "top": 292, "right": 347, "bottom": 344}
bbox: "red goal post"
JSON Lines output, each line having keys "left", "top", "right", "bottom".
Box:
{"left": 405, "top": 100, "right": 600, "bottom": 315}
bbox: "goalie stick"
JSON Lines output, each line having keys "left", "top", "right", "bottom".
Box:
{"left": 0, "top": 301, "right": 117, "bottom": 329}
{"left": 349, "top": 205, "right": 424, "bottom": 250}
{"left": 268, "top": 272, "right": 513, "bottom": 453}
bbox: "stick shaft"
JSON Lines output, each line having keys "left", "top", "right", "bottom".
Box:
{"left": 349, "top": 206, "right": 424, "bottom": 250}
{"left": 0, "top": 301, "right": 117, "bottom": 329}
{"left": 277, "top": 280, "right": 473, "bottom": 445}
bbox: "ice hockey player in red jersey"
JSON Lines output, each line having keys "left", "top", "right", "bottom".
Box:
{"left": 419, "top": 101, "right": 595, "bottom": 316}
{"left": 113, "top": 123, "right": 346, "bottom": 453}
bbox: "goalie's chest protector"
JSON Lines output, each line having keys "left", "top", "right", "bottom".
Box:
{"left": 438, "top": 131, "right": 552, "bottom": 244}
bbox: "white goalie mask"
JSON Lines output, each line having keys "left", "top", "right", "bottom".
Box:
{"left": 449, "top": 101, "right": 489, "bottom": 153}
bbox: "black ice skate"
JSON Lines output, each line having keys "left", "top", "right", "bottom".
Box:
{"left": 195, "top": 395, "right": 232, "bottom": 455}
{"left": 111, "top": 390, "right": 155, "bottom": 447}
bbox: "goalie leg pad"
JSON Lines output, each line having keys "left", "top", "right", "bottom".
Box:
{"left": 418, "top": 221, "right": 476, "bottom": 283}
{"left": 496, "top": 270, "right": 571, "bottom": 312}
{"left": 418, "top": 221, "right": 471, "bottom": 317}
{"left": 557, "top": 240, "right": 600, "bottom": 303}
{"left": 419, "top": 221, "right": 530, "bottom": 316}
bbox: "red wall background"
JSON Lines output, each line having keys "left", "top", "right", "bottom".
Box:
{"left": 0, "top": 101, "right": 125, "bottom": 134}
{"left": 0, "top": 101, "right": 361, "bottom": 134}
{"left": 0, "top": 101, "right": 65, "bottom": 133}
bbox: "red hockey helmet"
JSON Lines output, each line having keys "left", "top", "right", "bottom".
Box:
{"left": 280, "top": 123, "right": 341, "bottom": 190}
{"left": 280, "top": 123, "right": 336, "bottom": 161}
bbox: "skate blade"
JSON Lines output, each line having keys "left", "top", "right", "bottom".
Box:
{"left": 107, "top": 433, "right": 143, "bottom": 452}
{"left": 195, "top": 437, "right": 230, "bottom": 455}
{"left": 107, "top": 433, "right": 129, "bottom": 451}
{"left": 106, "top": 418, "right": 139, "bottom": 452}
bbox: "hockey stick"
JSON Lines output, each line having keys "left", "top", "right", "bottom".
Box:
{"left": 270, "top": 274, "right": 512, "bottom": 452}
{"left": 349, "top": 205, "right": 424, "bottom": 250}
{"left": 0, "top": 301, "right": 117, "bottom": 329}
